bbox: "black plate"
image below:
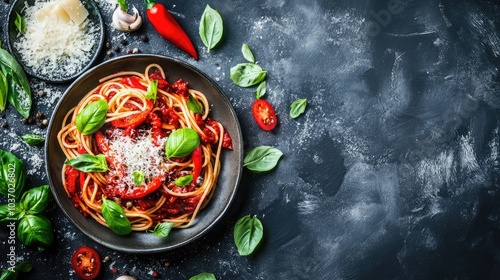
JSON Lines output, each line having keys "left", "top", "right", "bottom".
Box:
{"left": 45, "top": 54, "right": 243, "bottom": 253}
{"left": 6, "top": 0, "right": 104, "bottom": 83}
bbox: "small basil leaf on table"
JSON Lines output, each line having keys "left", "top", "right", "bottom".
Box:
{"left": 20, "top": 134, "right": 45, "bottom": 145}
{"left": 233, "top": 215, "right": 264, "bottom": 256}
{"left": 20, "top": 185, "right": 50, "bottom": 215}
{"left": 101, "top": 198, "right": 132, "bottom": 235}
{"left": 152, "top": 222, "right": 174, "bottom": 238}
{"left": 0, "top": 149, "right": 27, "bottom": 200}
{"left": 241, "top": 43, "right": 255, "bottom": 63}
{"left": 199, "top": 4, "right": 223, "bottom": 53}
{"left": 290, "top": 98, "right": 307, "bottom": 118}
{"left": 254, "top": 81, "right": 266, "bottom": 99}
{"left": 165, "top": 128, "right": 200, "bottom": 159}
{"left": 17, "top": 215, "right": 53, "bottom": 252}
{"left": 75, "top": 99, "right": 108, "bottom": 135}
{"left": 0, "top": 261, "right": 32, "bottom": 280}
{"left": 65, "top": 154, "right": 109, "bottom": 172}
{"left": 190, "top": 272, "right": 217, "bottom": 280}
{"left": 230, "top": 63, "right": 267, "bottom": 87}
{"left": 243, "top": 146, "right": 283, "bottom": 173}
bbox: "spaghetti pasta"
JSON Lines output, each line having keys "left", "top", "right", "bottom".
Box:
{"left": 57, "top": 64, "right": 233, "bottom": 233}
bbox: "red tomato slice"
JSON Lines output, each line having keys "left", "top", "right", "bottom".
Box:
{"left": 120, "top": 174, "right": 166, "bottom": 199}
{"left": 71, "top": 246, "right": 101, "bottom": 280}
{"left": 251, "top": 99, "right": 278, "bottom": 131}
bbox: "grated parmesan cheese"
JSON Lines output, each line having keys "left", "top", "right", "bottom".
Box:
{"left": 107, "top": 129, "right": 169, "bottom": 191}
{"left": 13, "top": 0, "right": 98, "bottom": 80}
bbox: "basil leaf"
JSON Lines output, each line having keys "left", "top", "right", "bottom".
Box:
{"left": 0, "top": 261, "right": 32, "bottom": 280}
{"left": 233, "top": 215, "right": 263, "bottom": 256}
{"left": 243, "top": 146, "right": 283, "bottom": 173}
{"left": 241, "top": 44, "right": 255, "bottom": 63}
{"left": 0, "top": 269, "right": 17, "bottom": 280}
{"left": 75, "top": 99, "right": 108, "bottom": 135}
{"left": 254, "top": 81, "right": 266, "bottom": 99}
{"left": 199, "top": 5, "right": 223, "bottom": 53}
{"left": 20, "top": 134, "right": 44, "bottom": 145}
{"left": 190, "top": 272, "right": 217, "bottom": 280}
{"left": 133, "top": 171, "right": 144, "bottom": 185}
{"left": 20, "top": 185, "right": 50, "bottom": 215}
{"left": 290, "top": 98, "right": 307, "bottom": 119}
{"left": 6, "top": 72, "right": 31, "bottom": 119}
{"left": 152, "top": 222, "right": 174, "bottom": 238}
{"left": 145, "top": 80, "right": 158, "bottom": 101}
{"left": 165, "top": 128, "right": 200, "bottom": 159}
{"left": 117, "top": 0, "right": 128, "bottom": 11}
{"left": 230, "top": 63, "right": 266, "bottom": 87}
{"left": 14, "top": 13, "right": 26, "bottom": 34}
{"left": 0, "top": 47, "right": 31, "bottom": 118}
{"left": 0, "top": 71, "right": 7, "bottom": 111}
{"left": 65, "top": 154, "right": 109, "bottom": 172}
{"left": 187, "top": 93, "right": 203, "bottom": 114}
{"left": 0, "top": 203, "right": 24, "bottom": 226}
{"left": 175, "top": 174, "right": 193, "bottom": 187}
{"left": 0, "top": 149, "right": 26, "bottom": 200}
{"left": 101, "top": 198, "right": 132, "bottom": 235}
{"left": 17, "top": 215, "right": 53, "bottom": 252}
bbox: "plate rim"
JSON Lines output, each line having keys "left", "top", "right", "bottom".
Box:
{"left": 45, "top": 54, "right": 244, "bottom": 253}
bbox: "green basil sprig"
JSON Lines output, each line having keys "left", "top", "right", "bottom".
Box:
{"left": 165, "top": 128, "right": 200, "bottom": 159}
{"left": 132, "top": 171, "right": 145, "bottom": 185}
{"left": 20, "top": 134, "right": 44, "bottom": 146}
{"left": 14, "top": 13, "right": 26, "bottom": 34}
{"left": 230, "top": 63, "right": 267, "bottom": 88}
{"left": 146, "top": 80, "right": 158, "bottom": 101}
{"left": 16, "top": 185, "right": 53, "bottom": 252}
{"left": 190, "top": 272, "right": 217, "bottom": 280}
{"left": 75, "top": 99, "right": 108, "bottom": 135}
{"left": 0, "top": 149, "right": 26, "bottom": 200}
{"left": 117, "top": 0, "right": 128, "bottom": 11}
{"left": 0, "top": 261, "right": 32, "bottom": 280}
{"left": 187, "top": 94, "right": 203, "bottom": 114}
{"left": 152, "top": 222, "right": 174, "bottom": 238}
{"left": 243, "top": 146, "right": 283, "bottom": 173}
{"left": 0, "top": 203, "right": 23, "bottom": 226}
{"left": 101, "top": 197, "right": 132, "bottom": 235}
{"left": 255, "top": 81, "right": 266, "bottom": 99}
{"left": 233, "top": 215, "right": 264, "bottom": 256}
{"left": 175, "top": 174, "right": 193, "bottom": 186}
{"left": 65, "top": 154, "right": 109, "bottom": 172}
{"left": 241, "top": 44, "right": 255, "bottom": 63}
{"left": 290, "top": 98, "right": 307, "bottom": 118}
{"left": 0, "top": 47, "right": 31, "bottom": 118}
{"left": 199, "top": 5, "right": 223, "bottom": 53}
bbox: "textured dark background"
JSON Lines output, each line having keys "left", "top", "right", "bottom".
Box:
{"left": 1, "top": 0, "right": 500, "bottom": 279}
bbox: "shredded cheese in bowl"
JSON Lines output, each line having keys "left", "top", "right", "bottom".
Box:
{"left": 10, "top": 0, "right": 103, "bottom": 82}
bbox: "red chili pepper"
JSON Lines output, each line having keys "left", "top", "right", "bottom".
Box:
{"left": 146, "top": 0, "right": 198, "bottom": 60}
{"left": 191, "top": 146, "right": 202, "bottom": 182}
{"left": 111, "top": 100, "right": 154, "bottom": 128}
{"left": 65, "top": 166, "right": 80, "bottom": 195}
{"left": 121, "top": 76, "right": 147, "bottom": 90}
{"left": 120, "top": 174, "right": 166, "bottom": 199}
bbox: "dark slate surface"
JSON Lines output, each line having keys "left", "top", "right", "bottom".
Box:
{"left": 1, "top": 0, "right": 500, "bottom": 279}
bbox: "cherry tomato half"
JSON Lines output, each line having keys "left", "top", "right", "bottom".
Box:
{"left": 251, "top": 99, "right": 278, "bottom": 131}
{"left": 71, "top": 246, "right": 101, "bottom": 280}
